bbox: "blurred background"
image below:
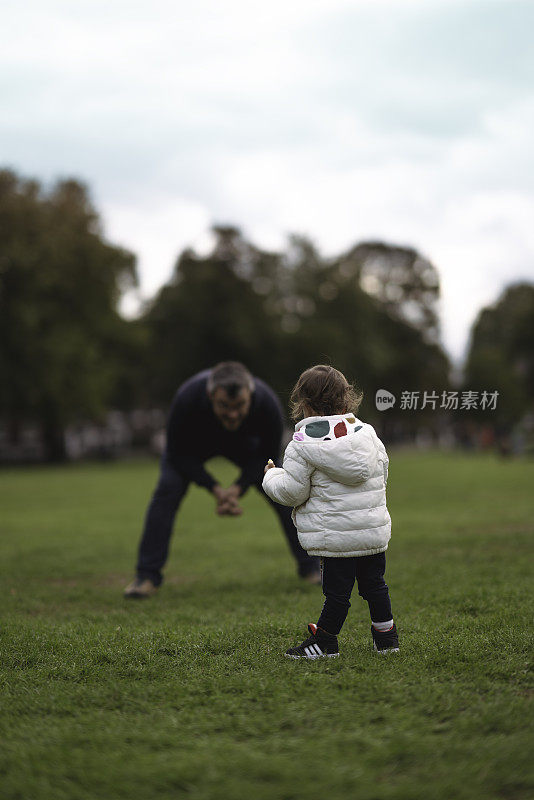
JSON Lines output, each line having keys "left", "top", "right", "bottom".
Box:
{"left": 1, "top": 0, "right": 534, "bottom": 463}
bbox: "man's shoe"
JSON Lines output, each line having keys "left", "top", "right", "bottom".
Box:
{"left": 123, "top": 577, "right": 158, "bottom": 599}
{"left": 285, "top": 623, "right": 339, "bottom": 659}
{"left": 371, "top": 623, "right": 400, "bottom": 653}
{"left": 301, "top": 569, "right": 322, "bottom": 586}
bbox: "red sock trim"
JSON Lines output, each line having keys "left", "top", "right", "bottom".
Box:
{"left": 317, "top": 625, "right": 337, "bottom": 637}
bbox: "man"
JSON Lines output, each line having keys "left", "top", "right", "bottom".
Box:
{"left": 124, "top": 362, "right": 320, "bottom": 597}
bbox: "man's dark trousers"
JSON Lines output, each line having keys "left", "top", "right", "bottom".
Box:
{"left": 136, "top": 455, "right": 317, "bottom": 585}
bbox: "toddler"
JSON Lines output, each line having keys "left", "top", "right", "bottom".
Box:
{"left": 263, "top": 365, "right": 399, "bottom": 658}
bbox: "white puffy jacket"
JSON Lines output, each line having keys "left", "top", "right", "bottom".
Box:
{"left": 262, "top": 413, "right": 391, "bottom": 558}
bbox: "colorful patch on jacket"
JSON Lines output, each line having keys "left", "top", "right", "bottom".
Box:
{"left": 334, "top": 421, "right": 347, "bottom": 438}
{"left": 293, "top": 417, "right": 363, "bottom": 442}
{"left": 304, "top": 420, "right": 330, "bottom": 438}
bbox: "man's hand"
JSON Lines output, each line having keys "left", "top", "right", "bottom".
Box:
{"left": 212, "top": 484, "right": 243, "bottom": 516}
{"left": 264, "top": 458, "right": 275, "bottom": 475}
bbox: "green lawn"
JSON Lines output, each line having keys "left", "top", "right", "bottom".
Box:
{"left": 1, "top": 452, "right": 533, "bottom": 800}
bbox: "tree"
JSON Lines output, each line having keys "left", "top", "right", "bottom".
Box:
{"left": 463, "top": 282, "right": 534, "bottom": 430}
{"left": 143, "top": 227, "right": 450, "bottom": 437}
{"left": 333, "top": 241, "right": 441, "bottom": 343}
{"left": 143, "top": 227, "right": 276, "bottom": 402}
{"left": 0, "top": 169, "right": 137, "bottom": 460}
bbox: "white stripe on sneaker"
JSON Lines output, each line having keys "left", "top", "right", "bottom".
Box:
{"left": 373, "top": 643, "right": 400, "bottom": 654}
{"left": 313, "top": 643, "right": 323, "bottom": 656}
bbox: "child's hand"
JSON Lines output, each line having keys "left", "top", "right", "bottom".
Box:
{"left": 264, "top": 459, "right": 275, "bottom": 475}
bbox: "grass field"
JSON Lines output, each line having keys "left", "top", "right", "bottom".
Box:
{"left": 1, "top": 451, "right": 533, "bottom": 800}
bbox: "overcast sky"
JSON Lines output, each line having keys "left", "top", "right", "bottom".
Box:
{"left": 2, "top": 0, "right": 533, "bottom": 363}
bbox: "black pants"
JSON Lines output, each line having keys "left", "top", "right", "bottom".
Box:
{"left": 317, "top": 553, "right": 393, "bottom": 636}
{"left": 136, "top": 456, "right": 318, "bottom": 584}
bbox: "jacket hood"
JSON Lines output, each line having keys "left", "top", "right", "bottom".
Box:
{"left": 292, "top": 414, "right": 372, "bottom": 486}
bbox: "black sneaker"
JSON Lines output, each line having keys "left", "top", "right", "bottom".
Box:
{"left": 371, "top": 623, "right": 400, "bottom": 653}
{"left": 285, "top": 623, "right": 339, "bottom": 659}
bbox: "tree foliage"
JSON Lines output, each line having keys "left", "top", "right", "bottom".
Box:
{"left": 1, "top": 168, "right": 455, "bottom": 460}
{"left": 143, "top": 226, "right": 450, "bottom": 428}
{"left": 463, "top": 282, "right": 534, "bottom": 429}
{"left": 0, "top": 169, "right": 137, "bottom": 460}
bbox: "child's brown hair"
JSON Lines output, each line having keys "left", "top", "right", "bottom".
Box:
{"left": 290, "top": 365, "right": 363, "bottom": 421}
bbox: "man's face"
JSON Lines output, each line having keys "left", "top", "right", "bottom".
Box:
{"left": 210, "top": 386, "right": 252, "bottom": 431}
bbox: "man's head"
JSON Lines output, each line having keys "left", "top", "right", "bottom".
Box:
{"left": 207, "top": 362, "right": 254, "bottom": 431}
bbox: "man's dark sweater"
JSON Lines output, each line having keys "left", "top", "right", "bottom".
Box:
{"left": 165, "top": 370, "right": 284, "bottom": 494}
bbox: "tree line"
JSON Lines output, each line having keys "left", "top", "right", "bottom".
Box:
{"left": 1, "top": 169, "right": 532, "bottom": 461}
